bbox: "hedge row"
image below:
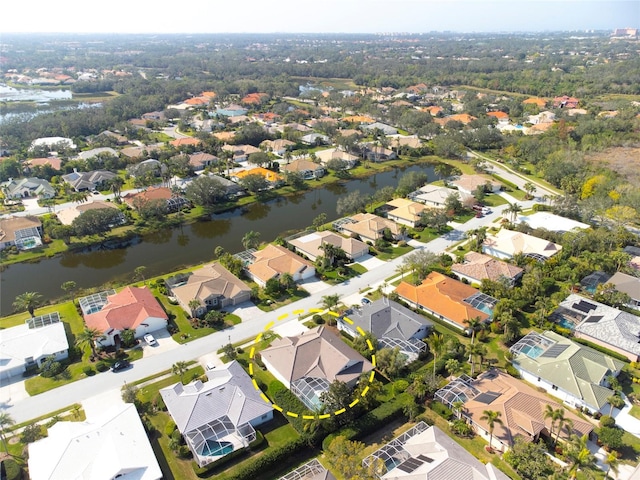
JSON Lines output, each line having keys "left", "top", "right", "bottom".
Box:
{"left": 193, "top": 431, "right": 264, "bottom": 477}
{"left": 271, "top": 388, "right": 312, "bottom": 434}
{"left": 225, "top": 437, "right": 308, "bottom": 480}
{"left": 490, "top": 174, "right": 519, "bottom": 191}
{"left": 322, "top": 392, "right": 411, "bottom": 450}
{"left": 571, "top": 337, "right": 630, "bottom": 363}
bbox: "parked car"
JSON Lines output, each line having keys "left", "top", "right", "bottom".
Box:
{"left": 111, "top": 360, "right": 130, "bottom": 372}
{"left": 144, "top": 333, "right": 157, "bottom": 346}
{"left": 361, "top": 297, "right": 371, "bottom": 305}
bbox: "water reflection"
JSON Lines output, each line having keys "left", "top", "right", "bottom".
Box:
{"left": 242, "top": 202, "right": 271, "bottom": 221}
{"left": 190, "top": 218, "right": 232, "bottom": 239}
{"left": 144, "top": 229, "right": 173, "bottom": 244}
{"left": 60, "top": 247, "right": 127, "bottom": 269}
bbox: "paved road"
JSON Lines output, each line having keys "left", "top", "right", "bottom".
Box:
{"left": 1, "top": 198, "right": 532, "bottom": 423}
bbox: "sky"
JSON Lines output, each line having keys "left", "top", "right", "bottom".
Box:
{"left": 1, "top": 0, "right": 638, "bottom": 34}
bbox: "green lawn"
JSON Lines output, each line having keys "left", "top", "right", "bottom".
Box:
{"left": 375, "top": 244, "right": 414, "bottom": 261}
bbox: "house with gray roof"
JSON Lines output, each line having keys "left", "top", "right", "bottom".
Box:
{"left": 337, "top": 298, "right": 432, "bottom": 362}
{"left": 510, "top": 330, "right": 624, "bottom": 413}
{"left": 1, "top": 177, "right": 55, "bottom": 199}
{"left": 261, "top": 326, "right": 374, "bottom": 411}
{"left": 557, "top": 294, "right": 640, "bottom": 362}
{"left": 361, "top": 122, "right": 398, "bottom": 136}
{"left": 62, "top": 169, "right": 116, "bottom": 191}
{"left": 362, "top": 422, "right": 510, "bottom": 480}
{"left": 160, "top": 360, "right": 273, "bottom": 467}
{"left": 278, "top": 459, "right": 336, "bottom": 480}
{"left": 76, "top": 147, "right": 118, "bottom": 161}
{"left": 607, "top": 272, "right": 640, "bottom": 309}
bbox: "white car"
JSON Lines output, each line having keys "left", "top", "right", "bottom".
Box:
{"left": 144, "top": 334, "right": 157, "bottom": 346}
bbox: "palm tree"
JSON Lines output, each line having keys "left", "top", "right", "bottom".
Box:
{"left": 463, "top": 316, "right": 483, "bottom": 344}
{"left": 552, "top": 407, "right": 573, "bottom": 447}
{"left": 608, "top": 394, "right": 625, "bottom": 415}
{"left": 452, "top": 400, "right": 465, "bottom": 420}
{"left": 241, "top": 230, "right": 261, "bottom": 250}
{"left": 110, "top": 176, "right": 125, "bottom": 201}
{"left": 504, "top": 202, "right": 523, "bottom": 223}
{"left": 543, "top": 404, "right": 556, "bottom": 439}
{"left": 188, "top": 299, "right": 201, "bottom": 317}
{"left": 480, "top": 410, "right": 503, "bottom": 452}
{"left": 134, "top": 265, "right": 147, "bottom": 284}
{"left": 445, "top": 358, "right": 462, "bottom": 377}
{"left": 172, "top": 361, "right": 189, "bottom": 384}
{"left": 566, "top": 434, "right": 596, "bottom": 480}
{"left": 604, "top": 451, "right": 620, "bottom": 479}
{"left": 13, "top": 291, "right": 43, "bottom": 317}
{"left": 426, "top": 332, "right": 446, "bottom": 377}
{"left": 523, "top": 181, "right": 536, "bottom": 199}
{"left": 61, "top": 281, "right": 77, "bottom": 301}
{"left": 321, "top": 294, "right": 341, "bottom": 312}
{"left": 0, "top": 412, "right": 15, "bottom": 453}
{"left": 77, "top": 327, "right": 105, "bottom": 359}
{"left": 466, "top": 343, "right": 484, "bottom": 376}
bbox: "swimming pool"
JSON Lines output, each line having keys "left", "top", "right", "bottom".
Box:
{"left": 521, "top": 344, "right": 544, "bottom": 359}
{"left": 200, "top": 440, "right": 234, "bottom": 457}
{"left": 556, "top": 316, "right": 575, "bottom": 330}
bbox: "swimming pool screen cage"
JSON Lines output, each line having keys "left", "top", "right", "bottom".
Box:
{"left": 291, "top": 376, "right": 331, "bottom": 411}
{"left": 362, "top": 421, "right": 431, "bottom": 474}
{"left": 185, "top": 416, "right": 255, "bottom": 467}
{"left": 78, "top": 290, "right": 116, "bottom": 316}
{"left": 278, "top": 459, "right": 328, "bottom": 480}
{"left": 509, "top": 331, "right": 554, "bottom": 357}
{"left": 434, "top": 374, "right": 479, "bottom": 409}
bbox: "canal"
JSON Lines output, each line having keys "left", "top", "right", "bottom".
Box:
{"left": 0, "top": 163, "right": 436, "bottom": 315}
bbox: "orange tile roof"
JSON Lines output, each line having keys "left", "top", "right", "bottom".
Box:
{"left": 84, "top": 286, "right": 167, "bottom": 333}
{"left": 522, "top": 97, "right": 547, "bottom": 107}
{"left": 184, "top": 97, "right": 209, "bottom": 106}
{"left": 434, "top": 113, "right": 477, "bottom": 125}
{"left": 395, "top": 272, "right": 489, "bottom": 329}
{"left": 234, "top": 167, "right": 282, "bottom": 183}
{"left": 342, "top": 115, "right": 375, "bottom": 123}
{"left": 241, "top": 93, "right": 268, "bottom": 104}
{"left": 423, "top": 106, "right": 443, "bottom": 116}
{"left": 213, "top": 131, "right": 236, "bottom": 142}
{"left": 200, "top": 91, "right": 217, "bottom": 98}
{"left": 26, "top": 157, "right": 63, "bottom": 170}
{"left": 487, "top": 111, "right": 509, "bottom": 119}
{"left": 170, "top": 137, "right": 201, "bottom": 147}
{"left": 121, "top": 186, "right": 172, "bottom": 207}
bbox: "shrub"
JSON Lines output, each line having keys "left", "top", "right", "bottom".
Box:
{"left": 393, "top": 379, "right": 409, "bottom": 393}
{"left": 40, "top": 356, "right": 65, "bottom": 378}
{"left": 178, "top": 445, "right": 192, "bottom": 459}
{"left": 21, "top": 424, "right": 44, "bottom": 444}
{"left": 598, "top": 426, "right": 624, "bottom": 451}
{"left": 82, "top": 366, "right": 95, "bottom": 376}
{"left": 599, "top": 415, "right": 616, "bottom": 428}
{"left": 96, "top": 361, "right": 109, "bottom": 372}
{"left": 164, "top": 420, "right": 177, "bottom": 436}
{"left": 313, "top": 314, "right": 325, "bottom": 325}
{"left": 224, "top": 437, "right": 307, "bottom": 480}
{"left": 505, "top": 364, "right": 521, "bottom": 379}
{"left": 451, "top": 419, "right": 474, "bottom": 437}
{"left": 2, "top": 459, "right": 21, "bottom": 480}
{"left": 431, "top": 401, "right": 453, "bottom": 420}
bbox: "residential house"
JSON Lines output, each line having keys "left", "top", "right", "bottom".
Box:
{"left": 517, "top": 212, "right": 589, "bottom": 233}
{"left": 56, "top": 200, "right": 125, "bottom": 226}
{"left": 28, "top": 404, "right": 162, "bottom": 480}
{"left": 160, "top": 361, "right": 273, "bottom": 467}
{"left": 261, "top": 139, "right": 295, "bottom": 155}
{"left": 170, "top": 137, "right": 202, "bottom": 148}
{"left": 314, "top": 148, "right": 359, "bottom": 169}
{"left": 510, "top": 330, "right": 624, "bottom": 413}
{"left": 1, "top": 177, "right": 55, "bottom": 198}
{"left": 0, "top": 313, "right": 68, "bottom": 381}
{"left": 395, "top": 272, "right": 495, "bottom": 332}
{"left": 141, "top": 111, "right": 165, "bottom": 121}
{"left": 168, "top": 262, "right": 252, "bottom": 317}
{"left": 261, "top": 326, "right": 374, "bottom": 410}
{"left": 383, "top": 198, "right": 427, "bottom": 228}
{"left": 553, "top": 96, "right": 580, "bottom": 108}
{"left": 246, "top": 244, "right": 315, "bottom": 287}
{"left": 435, "top": 369, "right": 592, "bottom": 453}
{"left": 482, "top": 229, "right": 562, "bottom": 261}
{"left": 527, "top": 111, "right": 556, "bottom": 125}
{"left": 119, "top": 144, "right": 161, "bottom": 159}
{"left": 450, "top": 174, "right": 502, "bottom": 195}
{"left": 342, "top": 115, "right": 375, "bottom": 124}
{"left": 624, "top": 246, "right": 640, "bottom": 271}
{"left": 289, "top": 230, "right": 369, "bottom": 262}
{"left": 607, "top": 272, "right": 640, "bottom": 309}
{"left": 362, "top": 144, "right": 397, "bottom": 162}
{"left": 0, "top": 215, "right": 43, "bottom": 250}
{"left": 361, "top": 122, "right": 398, "bottom": 136}
{"left": 451, "top": 252, "right": 524, "bottom": 286}
{"left": 213, "top": 131, "right": 237, "bottom": 143}
{"left": 409, "top": 184, "right": 473, "bottom": 208}
{"left": 29, "top": 136, "right": 76, "bottom": 152}
{"left": 122, "top": 186, "right": 189, "bottom": 212}
{"left": 233, "top": 167, "right": 284, "bottom": 187}
{"left": 62, "top": 169, "right": 116, "bottom": 192}
{"left": 208, "top": 174, "right": 245, "bottom": 198}
{"left": 126, "top": 158, "right": 166, "bottom": 178}
{"left": 189, "top": 152, "right": 218, "bottom": 171}
{"left": 556, "top": 294, "right": 640, "bottom": 362}
{"left": 282, "top": 159, "right": 326, "bottom": 180}
{"left": 434, "top": 113, "right": 477, "bottom": 126}
{"left": 362, "top": 422, "right": 510, "bottom": 480}
{"left": 222, "top": 144, "right": 261, "bottom": 163}
{"left": 300, "top": 133, "right": 330, "bottom": 145}
{"left": 338, "top": 298, "right": 433, "bottom": 362}
{"left": 334, "top": 213, "right": 402, "bottom": 243}
{"left": 389, "top": 135, "right": 422, "bottom": 150}
{"left": 278, "top": 459, "right": 336, "bottom": 480}
{"left": 486, "top": 111, "right": 509, "bottom": 123}
{"left": 82, "top": 286, "right": 168, "bottom": 347}
{"left": 522, "top": 97, "right": 547, "bottom": 108}
{"left": 76, "top": 147, "right": 118, "bottom": 161}
{"left": 25, "top": 157, "right": 62, "bottom": 172}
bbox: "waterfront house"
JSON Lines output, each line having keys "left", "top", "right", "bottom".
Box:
{"left": 246, "top": 244, "right": 315, "bottom": 287}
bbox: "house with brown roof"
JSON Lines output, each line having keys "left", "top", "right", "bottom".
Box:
{"left": 553, "top": 95, "right": 580, "bottom": 109}
{"left": 221, "top": 144, "right": 261, "bottom": 163}
{"left": 188, "top": 152, "right": 218, "bottom": 171}
{"left": 434, "top": 113, "right": 477, "bottom": 126}
{"left": 395, "top": 272, "right": 495, "bottom": 332}
{"left": 282, "top": 159, "right": 325, "bottom": 180}
{"left": 247, "top": 244, "right": 315, "bottom": 287}
{"left": 25, "top": 157, "right": 63, "bottom": 172}
{"left": 261, "top": 326, "right": 374, "bottom": 410}
{"left": 486, "top": 111, "right": 509, "bottom": 123}
{"left": 170, "top": 137, "right": 202, "bottom": 148}
{"left": 315, "top": 148, "right": 359, "bottom": 169}
{"left": 119, "top": 145, "right": 161, "bottom": 159}
{"left": 522, "top": 97, "right": 547, "bottom": 108}
{"left": 607, "top": 272, "right": 640, "bottom": 309}
{"left": 450, "top": 174, "right": 502, "bottom": 195}
{"left": 83, "top": 287, "right": 168, "bottom": 347}
{"left": 289, "top": 231, "right": 369, "bottom": 262}
{"left": 260, "top": 139, "right": 295, "bottom": 156}
{"left": 384, "top": 198, "right": 427, "bottom": 228}
{"left": 452, "top": 252, "right": 524, "bottom": 286}
{"left": 169, "top": 263, "right": 251, "bottom": 317}
{"left": 213, "top": 131, "right": 236, "bottom": 142}
{"left": 335, "top": 213, "right": 402, "bottom": 244}
{"left": 56, "top": 200, "right": 124, "bottom": 226}
{"left": 435, "top": 369, "right": 593, "bottom": 452}
{"left": 0, "top": 215, "right": 43, "bottom": 250}
{"left": 121, "top": 186, "right": 189, "bottom": 212}
{"left": 482, "top": 229, "right": 562, "bottom": 261}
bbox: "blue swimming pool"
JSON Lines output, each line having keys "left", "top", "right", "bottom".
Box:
{"left": 521, "top": 345, "right": 544, "bottom": 359}
{"left": 200, "top": 440, "right": 234, "bottom": 457}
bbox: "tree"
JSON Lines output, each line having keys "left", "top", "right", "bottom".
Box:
{"left": 396, "top": 171, "right": 428, "bottom": 197}
{"left": 320, "top": 380, "right": 354, "bottom": 423}
{"left": 463, "top": 316, "right": 483, "bottom": 344}
{"left": 523, "top": 181, "right": 536, "bottom": 199}
{"left": 445, "top": 358, "right": 462, "bottom": 377}
{"left": 480, "top": 409, "right": 503, "bottom": 452}
{"left": 77, "top": 327, "right": 105, "bottom": 358}
{"left": 0, "top": 412, "right": 15, "bottom": 453}
{"left": 239, "top": 173, "right": 269, "bottom": 194}
{"left": 172, "top": 361, "right": 189, "bottom": 384}
{"left": 121, "top": 382, "right": 139, "bottom": 404}
{"left": 188, "top": 299, "right": 201, "bottom": 317}
{"left": 247, "top": 151, "right": 270, "bottom": 167}
{"left": 552, "top": 407, "right": 573, "bottom": 447}
{"left": 566, "top": 434, "right": 597, "bottom": 479}
{"left": 607, "top": 393, "right": 625, "bottom": 415}
{"left": 604, "top": 451, "right": 620, "bottom": 479}
{"left": 279, "top": 272, "right": 295, "bottom": 292}
{"left": 426, "top": 332, "right": 446, "bottom": 377}
{"left": 504, "top": 202, "right": 523, "bottom": 222}
{"left": 321, "top": 294, "right": 341, "bottom": 311}
{"left": 13, "top": 291, "right": 43, "bottom": 317}
{"left": 504, "top": 438, "right": 557, "bottom": 479}
{"left": 336, "top": 190, "right": 370, "bottom": 216}
{"left": 61, "top": 280, "right": 77, "bottom": 300}
{"left": 402, "top": 248, "right": 438, "bottom": 284}
{"left": 325, "top": 436, "right": 372, "bottom": 480}
{"left": 286, "top": 171, "right": 306, "bottom": 190}
{"left": 134, "top": 265, "right": 147, "bottom": 284}
{"left": 312, "top": 213, "right": 327, "bottom": 231}
{"left": 403, "top": 398, "right": 420, "bottom": 421}
{"left": 71, "top": 208, "right": 123, "bottom": 236}
{"left": 500, "top": 310, "right": 521, "bottom": 344}
{"left": 241, "top": 230, "right": 261, "bottom": 250}
{"left": 465, "top": 343, "right": 485, "bottom": 376}
{"left": 420, "top": 208, "right": 451, "bottom": 233}
{"left": 222, "top": 343, "right": 237, "bottom": 360}
{"left": 184, "top": 175, "right": 227, "bottom": 209}
{"left": 444, "top": 192, "right": 463, "bottom": 215}
{"left": 109, "top": 176, "right": 125, "bottom": 201}
{"left": 598, "top": 426, "right": 624, "bottom": 452}
{"left": 376, "top": 347, "right": 405, "bottom": 379}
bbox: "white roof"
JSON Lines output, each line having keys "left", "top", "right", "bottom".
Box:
{"left": 483, "top": 229, "right": 562, "bottom": 259}
{"left": 518, "top": 212, "right": 589, "bottom": 233}
{"left": 28, "top": 403, "right": 162, "bottom": 480}
{"left": 0, "top": 322, "right": 68, "bottom": 376}
{"left": 30, "top": 136, "right": 77, "bottom": 150}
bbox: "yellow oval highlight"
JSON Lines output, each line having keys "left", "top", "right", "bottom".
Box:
{"left": 248, "top": 308, "right": 377, "bottom": 421}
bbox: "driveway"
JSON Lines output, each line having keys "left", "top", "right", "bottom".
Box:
{"left": 82, "top": 388, "right": 124, "bottom": 418}
{"left": 22, "top": 198, "right": 41, "bottom": 212}
{"left": 299, "top": 277, "right": 332, "bottom": 295}
{"left": 0, "top": 376, "right": 29, "bottom": 410}
{"left": 142, "top": 328, "right": 180, "bottom": 358}
{"left": 354, "top": 254, "right": 386, "bottom": 271}
{"left": 228, "top": 302, "right": 264, "bottom": 322}
{"left": 273, "top": 319, "right": 308, "bottom": 338}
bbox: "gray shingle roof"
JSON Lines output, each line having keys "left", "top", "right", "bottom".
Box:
{"left": 345, "top": 299, "right": 433, "bottom": 341}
